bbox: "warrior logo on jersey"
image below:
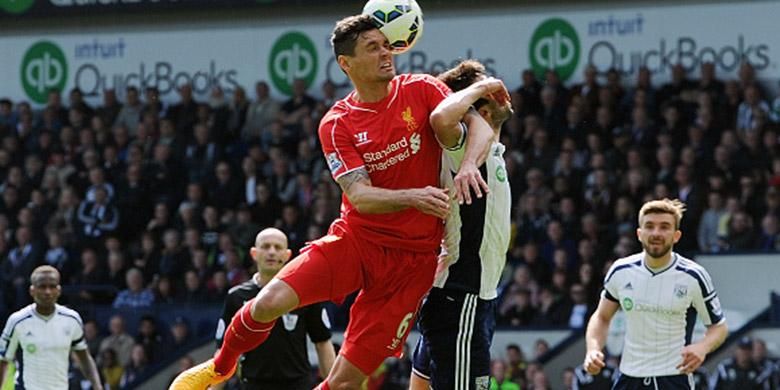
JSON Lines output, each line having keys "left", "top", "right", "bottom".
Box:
{"left": 402, "top": 106, "right": 418, "bottom": 132}
{"left": 327, "top": 153, "right": 342, "bottom": 173}
{"left": 674, "top": 284, "right": 688, "bottom": 298}
{"left": 410, "top": 132, "right": 421, "bottom": 154}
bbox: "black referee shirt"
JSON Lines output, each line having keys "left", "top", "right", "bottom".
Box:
{"left": 216, "top": 279, "right": 332, "bottom": 381}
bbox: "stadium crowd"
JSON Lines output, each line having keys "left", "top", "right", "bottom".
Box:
{"left": 1, "top": 60, "right": 780, "bottom": 388}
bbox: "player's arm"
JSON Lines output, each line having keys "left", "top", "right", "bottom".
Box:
{"left": 430, "top": 78, "right": 507, "bottom": 204}
{"left": 0, "top": 360, "right": 8, "bottom": 386}
{"left": 0, "top": 317, "right": 19, "bottom": 386}
{"left": 314, "top": 341, "right": 336, "bottom": 379}
{"left": 74, "top": 349, "right": 103, "bottom": 390}
{"left": 679, "top": 279, "right": 728, "bottom": 374}
{"left": 583, "top": 296, "right": 620, "bottom": 375}
{"left": 336, "top": 168, "right": 449, "bottom": 219}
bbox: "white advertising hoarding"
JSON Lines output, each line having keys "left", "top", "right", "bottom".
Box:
{"left": 0, "top": 1, "right": 777, "bottom": 105}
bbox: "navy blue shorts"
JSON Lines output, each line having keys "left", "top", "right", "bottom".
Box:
{"left": 612, "top": 373, "right": 694, "bottom": 390}
{"left": 412, "top": 288, "right": 496, "bottom": 390}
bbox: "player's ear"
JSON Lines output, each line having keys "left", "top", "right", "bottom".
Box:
{"left": 673, "top": 229, "right": 682, "bottom": 243}
{"left": 478, "top": 106, "right": 492, "bottom": 123}
{"left": 337, "top": 55, "right": 351, "bottom": 74}
{"left": 635, "top": 227, "right": 641, "bottom": 241}
{"left": 249, "top": 247, "right": 258, "bottom": 261}
{"left": 283, "top": 249, "right": 292, "bottom": 262}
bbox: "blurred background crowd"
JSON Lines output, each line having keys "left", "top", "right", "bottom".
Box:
{"left": 1, "top": 59, "right": 780, "bottom": 388}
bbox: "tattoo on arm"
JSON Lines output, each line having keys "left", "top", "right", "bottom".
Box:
{"left": 336, "top": 168, "right": 371, "bottom": 195}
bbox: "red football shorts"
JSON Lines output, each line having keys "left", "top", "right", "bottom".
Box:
{"left": 276, "top": 223, "right": 438, "bottom": 375}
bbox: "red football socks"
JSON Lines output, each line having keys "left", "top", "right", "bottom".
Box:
{"left": 213, "top": 299, "right": 275, "bottom": 374}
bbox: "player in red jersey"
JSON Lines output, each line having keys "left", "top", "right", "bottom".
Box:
{"left": 171, "top": 14, "right": 507, "bottom": 390}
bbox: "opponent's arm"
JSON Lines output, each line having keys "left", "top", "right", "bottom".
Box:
{"left": 0, "top": 360, "right": 8, "bottom": 386}
{"left": 314, "top": 341, "right": 336, "bottom": 380}
{"left": 429, "top": 77, "right": 506, "bottom": 149}
{"left": 677, "top": 320, "right": 728, "bottom": 374}
{"left": 583, "top": 297, "right": 620, "bottom": 375}
{"left": 74, "top": 349, "right": 104, "bottom": 390}
{"left": 430, "top": 78, "right": 508, "bottom": 204}
{"left": 336, "top": 168, "right": 449, "bottom": 219}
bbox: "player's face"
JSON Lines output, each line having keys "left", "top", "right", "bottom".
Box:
{"left": 30, "top": 273, "right": 61, "bottom": 309}
{"left": 348, "top": 29, "right": 395, "bottom": 83}
{"left": 475, "top": 75, "right": 513, "bottom": 126}
{"left": 252, "top": 234, "right": 291, "bottom": 275}
{"left": 637, "top": 212, "right": 681, "bottom": 259}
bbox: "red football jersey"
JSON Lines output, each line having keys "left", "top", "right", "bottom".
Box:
{"left": 319, "top": 74, "right": 451, "bottom": 252}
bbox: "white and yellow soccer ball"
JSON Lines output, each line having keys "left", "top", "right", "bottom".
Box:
{"left": 362, "top": 0, "right": 424, "bottom": 54}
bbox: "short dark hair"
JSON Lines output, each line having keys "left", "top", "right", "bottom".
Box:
{"left": 331, "top": 14, "right": 379, "bottom": 58}
{"left": 437, "top": 60, "right": 489, "bottom": 109}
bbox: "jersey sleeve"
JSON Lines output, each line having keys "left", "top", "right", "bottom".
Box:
{"left": 70, "top": 312, "right": 87, "bottom": 351}
{"left": 215, "top": 292, "right": 243, "bottom": 348}
{"left": 304, "top": 303, "right": 332, "bottom": 343}
{"left": 0, "top": 316, "right": 20, "bottom": 361}
{"left": 319, "top": 112, "right": 364, "bottom": 181}
{"left": 601, "top": 263, "right": 621, "bottom": 303}
{"left": 690, "top": 267, "right": 724, "bottom": 325}
{"left": 420, "top": 74, "right": 451, "bottom": 111}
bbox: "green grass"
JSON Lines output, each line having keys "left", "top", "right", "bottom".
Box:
{"left": 2, "top": 363, "right": 13, "bottom": 390}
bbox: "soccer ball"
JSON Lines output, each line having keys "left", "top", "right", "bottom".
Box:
{"left": 363, "top": 0, "right": 424, "bottom": 54}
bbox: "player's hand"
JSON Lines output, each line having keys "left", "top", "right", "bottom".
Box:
{"left": 677, "top": 344, "right": 707, "bottom": 374}
{"left": 584, "top": 350, "right": 606, "bottom": 375}
{"left": 411, "top": 186, "right": 450, "bottom": 219}
{"left": 454, "top": 160, "right": 489, "bottom": 205}
{"left": 473, "top": 77, "right": 510, "bottom": 105}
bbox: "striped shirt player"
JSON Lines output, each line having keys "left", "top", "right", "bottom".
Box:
{"left": 411, "top": 59, "right": 513, "bottom": 390}
{"left": 604, "top": 253, "right": 723, "bottom": 377}
{"left": 584, "top": 199, "right": 728, "bottom": 390}
{"left": 1, "top": 304, "right": 89, "bottom": 389}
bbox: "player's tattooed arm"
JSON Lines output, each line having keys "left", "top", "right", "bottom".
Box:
{"left": 336, "top": 168, "right": 449, "bottom": 218}
{"left": 336, "top": 168, "right": 372, "bottom": 195}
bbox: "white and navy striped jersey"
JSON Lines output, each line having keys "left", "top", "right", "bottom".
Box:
{"left": 433, "top": 139, "right": 511, "bottom": 300}
{"left": 602, "top": 252, "right": 725, "bottom": 377}
{"left": 0, "top": 304, "right": 88, "bottom": 390}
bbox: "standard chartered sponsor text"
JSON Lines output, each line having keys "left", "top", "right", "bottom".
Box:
{"left": 364, "top": 136, "right": 411, "bottom": 173}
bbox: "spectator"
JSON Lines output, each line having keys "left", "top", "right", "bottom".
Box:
{"left": 113, "top": 87, "right": 142, "bottom": 136}
{"left": 136, "top": 315, "right": 164, "bottom": 362}
{"left": 698, "top": 192, "right": 727, "bottom": 253}
{"left": 100, "top": 348, "right": 125, "bottom": 390}
{"left": 99, "top": 315, "right": 135, "bottom": 367}
{"left": 76, "top": 185, "right": 119, "bottom": 247}
{"left": 119, "top": 344, "right": 150, "bottom": 389}
{"left": 490, "top": 359, "right": 521, "bottom": 390}
{"left": 84, "top": 319, "right": 103, "bottom": 358}
{"left": 711, "top": 337, "right": 770, "bottom": 389}
{"left": 112, "top": 267, "right": 154, "bottom": 309}
{"left": 242, "top": 81, "right": 280, "bottom": 141}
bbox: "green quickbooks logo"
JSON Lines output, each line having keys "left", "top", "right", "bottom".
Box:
{"left": 0, "top": 0, "right": 34, "bottom": 14}
{"left": 529, "top": 18, "right": 580, "bottom": 81}
{"left": 622, "top": 297, "right": 634, "bottom": 311}
{"left": 21, "top": 41, "right": 68, "bottom": 104}
{"left": 270, "top": 31, "right": 318, "bottom": 96}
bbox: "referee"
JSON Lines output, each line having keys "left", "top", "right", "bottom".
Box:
{"left": 213, "top": 228, "right": 335, "bottom": 390}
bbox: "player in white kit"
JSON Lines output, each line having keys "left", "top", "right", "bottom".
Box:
{"left": 583, "top": 199, "right": 728, "bottom": 389}
{"left": 0, "top": 265, "right": 103, "bottom": 390}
